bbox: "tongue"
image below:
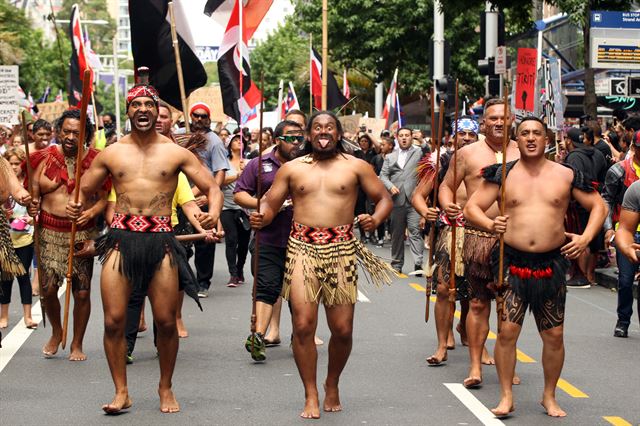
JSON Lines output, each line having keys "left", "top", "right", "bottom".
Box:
{"left": 319, "top": 138, "right": 330, "bottom": 148}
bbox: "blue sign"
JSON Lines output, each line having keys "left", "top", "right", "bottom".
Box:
{"left": 591, "top": 11, "right": 640, "bottom": 29}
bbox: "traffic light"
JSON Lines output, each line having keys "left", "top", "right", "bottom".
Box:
{"left": 435, "top": 75, "right": 455, "bottom": 108}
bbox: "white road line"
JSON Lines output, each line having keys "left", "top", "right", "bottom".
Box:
{"left": 357, "top": 289, "right": 370, "bottom": 303}
{"left": 0, "top": 284, "right": 65, "bottom": 374}
{"left": 444, "top": 383, "right": 505, "bottom": 426}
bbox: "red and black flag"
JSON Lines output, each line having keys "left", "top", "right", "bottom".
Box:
{"left": 310, "top": 47, "right": 348, "bottom": 111}
{"left": 216, "top": 0, "right": 272, "bottom": 124}
{"left": 128, "top": 0, "right": 207, "bottom": 109}
{"left": 68, "top": 4, "right": 93, "bottom": 107}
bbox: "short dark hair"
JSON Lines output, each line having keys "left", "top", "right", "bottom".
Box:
{"left": 55, "top": 109, "right": 95, "bottom": 144}
{"left": 274, "top": 120, "right": 303, "bottom": 139}
{"left": 103, "top": 112, "right": 116, "bottom": 122}
{"left": 158, "top": 101, "right": 171, "bottom": 113}
{"left": 32, "top": 119, "right": 52, "bottom": 133}
{"left": 585, "top": 120, "right": 602, "bottom": 138}
{"left": 382, "top": 135, "right": 395, "bottom": 148}
{"left": 357, "top": 133, "right": 374, "bottom": 149}
{"left": 285, "top": 109, "right": 307, "bottom": 125}
{"left": 581, "top": 125, "right": 594, "bottom": 143}
{"left": 516, "top": 116, "right": 547, "bottom": 133}
{"left": 623, "top": 116, "right": 640, "bottom": 132}
{"left": 396, "top": 127, "right": 412, "bottom": 135}
{"left": 483, "top": 97, "right": 505, "bottom": 115}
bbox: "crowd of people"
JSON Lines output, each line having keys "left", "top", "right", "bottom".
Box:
{"left": 1, "top": 76, "right": 639, "bottom": 419}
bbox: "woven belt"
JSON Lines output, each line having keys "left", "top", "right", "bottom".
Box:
{"left": 290, "top": 222, "right": 354, "bottom": 244}
{"left": 40, "top": 210, "right": 95, "bottom": 232}
{"left": 464, "top": 226, "right": 495, "bottom": 238}
{"left": 111, "top": 212, "right": 172, "bottom": 233}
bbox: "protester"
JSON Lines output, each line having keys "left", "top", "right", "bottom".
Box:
{"left": 29, "top": 119, "right": 52, "bottom": 152}
{"left": 464, "top": 116, "right": 606, "bottom": 418}
{"left": 250, "top": 111, "right": 395, "bottom": 419}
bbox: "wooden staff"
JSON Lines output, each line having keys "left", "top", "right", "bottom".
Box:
{"left": 250, "top": 72, "right": 265, "bottom": 353}
{"left": 448, "top": 79, "right": 460, "bottom": 316}
{"left": 168, "top": 1, "right": 190, "bottom": 133}
{"left": 496, "top": 83, "right": 510, "bottom": 334}
{"left": 425, "top": 99, "right": 445, "bottom": 323}
{"left": 61, "top": 69, "right": 92, "bottom": 350}
{"left": 321, "top": 0, "right": 328, "bottom": 109}
{"left": 424, "top": 87, "right": 436, "bottom": 322}
{"left": 21, "top": 111, "right": 45, "bottom": 327}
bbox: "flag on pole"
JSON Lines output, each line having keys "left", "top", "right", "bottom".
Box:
{"left": 83, "top": 27, "right": 103, "bottom": 71}
{"left": 216, "top": 0, "right": 271, "bottom": 125}
{"left": 309, "top": 47, "right": 348, "bottom": 110}
{"left": 37, "top": 86, "right": 51, "bottom": 104}
{"left": 280, "top": 81, "right": 300, "bottom": 119}
{"left": 395, "top": 92, "right": 403, "bottom": 127}
{"left": 128, "top": 0, "right": 207, "bottom": 110}
{"left": 343, "top": 68, "right": 350, "bottom": 99}
{"left": 27, "top": 92, "right": 35, "bottom": 112}
{"left": 55, "top": 90, "right": 64, "bottom": 103}
{"left": 382, "top": 68, "right": 398, "bottom": 129}
{"left": 204, "top": 0, "right": 272, "bottom": 38}
{"left": 68, "top": 4, "right": 93, "bottom": 107}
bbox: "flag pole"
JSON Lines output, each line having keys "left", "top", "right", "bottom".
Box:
{"left": 276, "top": 79, "right": 284, "bottom": 120}
{"left": 168, "top": 1, "right": 190, "bottom": 133}
{"left": 238, "top": 0, "right": 244, "bottom": 129}
{"left": 113, "top": 38, "right": 121, "bottom": 140}
{"left": 448, "top": 79, "right": 460, "bottom": 324}
{"left": 309, "top": 33, "right": 313, "bottom": 116}
{"left": 321, "top": 0, "right": 328, "bottom": 110}
{"left": 496, "top": 82, "right": 510, "bottom": 334}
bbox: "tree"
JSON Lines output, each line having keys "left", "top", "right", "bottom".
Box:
{"left": 0, "top": 1, "right": 70, "bottom": 97}
{"left": 57, "top": 0, "right": 116, "bottom": 55}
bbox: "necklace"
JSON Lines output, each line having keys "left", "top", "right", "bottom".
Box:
{"left": 485, "top": 140, "right": 505, "bottom": 163}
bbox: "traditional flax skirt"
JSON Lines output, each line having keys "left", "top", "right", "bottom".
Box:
{"left": 463, "top": 226, "right": 498, "bottom": 300}
{"left": 282, "top": 221, "right": 397, "bottom": 306}
{"left": 96, "top": 213, "right": 200, "bottom": 307}
{"left": 38, "top": 210, "right": 97, "bottom": 290}
{"left": 0, "top": 208, "right": 25, "bottom": 280}
{"left": 431, "top": 225, "right": 469, "bottom": 300}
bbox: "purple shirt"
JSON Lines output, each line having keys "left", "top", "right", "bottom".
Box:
{"left": 234, "top": 150, "right": 293, "bottom": 248}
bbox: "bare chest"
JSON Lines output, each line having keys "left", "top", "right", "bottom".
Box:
{"left": 291, "top": 165, "right": 358, "bottom": 199}
{"left": 505, "top": 172, "right": 568, "bottom": 209}
{"left": 109, "top": 152, "right": 179, "bottom": 184}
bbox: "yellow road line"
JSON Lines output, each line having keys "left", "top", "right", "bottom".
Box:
{"left": 557, "top": 378, "right": 589, "bottom": 398}
{"left": 603, "top": 416, "right": 633, "bottom": 426}
{"left": 409, "top": 283, "right": 426, "bottom": 292}
{"left": 516, "top": 349, "right": 536, "bottom": 363}
{"left": 398, "top": 273, "right": 408, "bottom": 278}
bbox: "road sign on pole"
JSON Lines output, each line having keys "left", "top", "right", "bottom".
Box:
{"left": 495, "top": 46, "right": 507, "bottom": 75}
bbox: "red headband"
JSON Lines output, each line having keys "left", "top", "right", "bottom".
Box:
{"left": 190, "top": 102, "right": 211, "bottom": 116}
{"left": 127, "top": 85, "right": 160, "bottom": 107}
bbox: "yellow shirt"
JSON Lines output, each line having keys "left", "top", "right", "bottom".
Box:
{"left": 108, "top": 173, "right": 195, "bottom": 227}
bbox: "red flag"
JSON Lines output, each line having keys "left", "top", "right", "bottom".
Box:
{"left": 382, "top": 68, "right": 398, "bottom": 129}
{"left": 309, "top": 48, "right": 347, "bottom": 111}
{"left": 343, "top": 68, "right": 350, "bottom": 99}
{"left": 69, "top": 4, "right": 93, "bottom": 107}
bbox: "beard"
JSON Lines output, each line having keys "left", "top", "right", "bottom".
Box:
{"left": 190, "top": 120, "right": 209, "bottom": 133}
{"left": 310, "top": 133, "right": 340, "bottom": 160}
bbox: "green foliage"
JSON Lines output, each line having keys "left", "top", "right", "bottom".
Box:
{"left": 204, "top": 62, "right": 219, "bottom": 84}
{"left": 0, "top": 0, "right": 70, "bottom": 97}
{"left": 57, "top": 0, "right": 116, "bottom": 55}
{"left": 95, "top": 80, "right": 125, "bottom": 122}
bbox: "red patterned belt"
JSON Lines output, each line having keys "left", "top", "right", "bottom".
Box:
{"left": 290, "top": 221, "right": 354, "bottom": 244}
{"left": 40, "top": 210, "right": 95, "bottom": 232}
{"left": 111, "top": 212, "right": 172, "bottom": 233}
{"left": 438, "top": 211, "right": 465, "bottom": 227}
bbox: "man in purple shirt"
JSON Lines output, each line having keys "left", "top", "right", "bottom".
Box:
{"left": 234, "top": 119, "right": 304, "bottom": 361}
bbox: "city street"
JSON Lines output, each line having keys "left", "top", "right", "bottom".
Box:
{"left": 1, "top": 243, "right": 638, "bottom": 425}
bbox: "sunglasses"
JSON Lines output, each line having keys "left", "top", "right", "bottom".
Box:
{"left": 277, "top": 135, "right": 305, "bottom": 144}
{"left": 192, "top": 112, "right": 209, "bottom": 119}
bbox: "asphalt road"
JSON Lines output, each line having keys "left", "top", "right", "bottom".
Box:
{"left": 1, "top": 242, "right": 639, "bottom": 425}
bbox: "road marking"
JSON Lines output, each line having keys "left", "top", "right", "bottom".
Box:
{"left": 444, "top": 383, "right": 505, "bottom": 425}
{"left": 0, "top": 284, "right": 65, "bottom": 374}
{"left": 603, "top": 416, "right": 633, "bottom": 426}
{"left": 516, "top": 350, "right": 535, "bottom": 363}
{"left": 357, "top": 290, "right": 370, "bottom": 303}
{"left": 397, "top": 273, "right": 408, "bottom": 278}
{"left": 409, "top": 283, "right": 426, "bottom": 292}
{"left": 557, "top": 378, "right": 589, "bottom": 398}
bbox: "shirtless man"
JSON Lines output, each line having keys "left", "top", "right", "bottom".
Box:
{"left": 412, "top": 117, "right": 479, "bottom": 364}
{"left": 250, "top": 111, "right": 394, "bottom": 419}
{"left": 29, "top": 119, "right": 52, "bottom": 153}
{"left": 438, "top": 98, "right": 520, "bottom": 387}
{"left": 464, "top": 116, "right": 606, "bottom": 417}
{"left": 28, "top": 109, "right": 107, "bottom": 361}
{"left": 67, "top": 83, "right": 222, "bottom": 414}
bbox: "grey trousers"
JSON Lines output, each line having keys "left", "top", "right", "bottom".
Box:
{"left": 390, "top": 205, "right": 424, "bottom": 271}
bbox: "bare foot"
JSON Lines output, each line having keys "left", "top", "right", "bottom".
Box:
{"left": 491, "top": 397, "right": 514, "bottom": 418}
{"left": 24, "top": 318, "right": 38, "bottom": 329}
{"left": 314, "top": 335, "right": 324, "bottom": 345}
{"left": 513, "top": 375, "right": 521, "bottom": 385}
{"left": 176, "top": 318, "right": 188, "bottom": 338}
{"left": 446, "top": 331, "right": 455, "bottom": 350}
{"left": 323, "top": 383, "right": 342, "bottom": 412}
{"left": 541, "top": 397, "right": 566, "bottom": 417}
{"left": 463, "top": 375, "right": 482, "bottom": 388}
{"left": 138, "top": 322, "right": 147, "bottom": 333}
{"left": 69, "top": 344, "right": 87, "bottom": 361}
{"left": 426, "top": 347, "right": 448, "bottom": 365}
{"left": 159, "top": 388, "right": 180, "bottom": 413}
{"left": 481, "top": 347, "right": 495, "bottom": 365}
{"left": 42, "top": 335, "right": 61, "bottom": 358}
{"left": 102, "top": 393, "right": 132, "bottom": 414}
{"left": 456, "top": 323, "right": 468, "bottom": 346}
{"left": 300, "top": 394, "right": 321, "bottom": 419}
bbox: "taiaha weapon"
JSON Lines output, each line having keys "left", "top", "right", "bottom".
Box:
{"left": 61, "top": 69, "right": 91, "bottom": 350}
{"left": 250, "top": 72, "right": 265, "bottom": 354}
{"left": 425, "top": 98, "right": 445, "bottom": 323}
{"left": 448, "top": 79, "right": 460, "bottom": 322}
{"left": 424, "top": 87, "right": 436, "bottom": 322}
{"left": 496, "top": 83, "right": 511, "bottom": 334}
{"left": 21, "top": 111, "right": 46, "bottom": 327}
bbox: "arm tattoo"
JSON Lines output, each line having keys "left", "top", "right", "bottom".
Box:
{"left": 148, "top": 192, "right": 172, "bottom": 211}
{"left": 115, "top": 193, "right": 132, "bottom": 211}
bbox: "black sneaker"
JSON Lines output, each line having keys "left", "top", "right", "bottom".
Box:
{"left": 614, "top": 322, "right": 629, "bottom": 338}
{"left": 245, "top": 333, "right": 266, "bottom": 361}
{"left": 126, "top": 353, "right": 134, "bottom": 364}
{"left": 566, "top": 276, "right": 591, "bottom": 289}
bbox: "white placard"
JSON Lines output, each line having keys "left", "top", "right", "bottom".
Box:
{"left": 0, "top": 66, "right": 19, "bottom": 125}
{"left": 494, "top": 46, "right": 507, "bottom": 75}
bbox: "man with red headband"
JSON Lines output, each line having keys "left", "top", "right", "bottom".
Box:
{"left": 177, "top": 101, "right": 229, "bottom": 297}
{"left": 67, "top": 81, "right": 222, "bottom": 414}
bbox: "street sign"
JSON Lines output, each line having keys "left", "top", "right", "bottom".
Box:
{"left": 0, "top": 66, "right": 19, "bottom": 126}
{"left": 610, "top": 78, "right": 628, "bottom": 96}
{"left": 591, "top": 11, "right": 640, "bottom": 69}
{"left": 629, "top": 77, "right": 640, "bottom": 97}
{"left": 495, "top": 46, "right": 507, "bottom": 75}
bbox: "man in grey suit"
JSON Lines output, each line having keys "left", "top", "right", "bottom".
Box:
{"left": 380, "top": 128, "right": 425, "bottom": 273}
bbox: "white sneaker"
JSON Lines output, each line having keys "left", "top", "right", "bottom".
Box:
{"left": 198, "top": 290, "right": 209, "bottom": 298}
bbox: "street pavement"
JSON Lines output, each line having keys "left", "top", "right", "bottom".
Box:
{"left": 1, "top": 242, "right": 639, "bottom": 425}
